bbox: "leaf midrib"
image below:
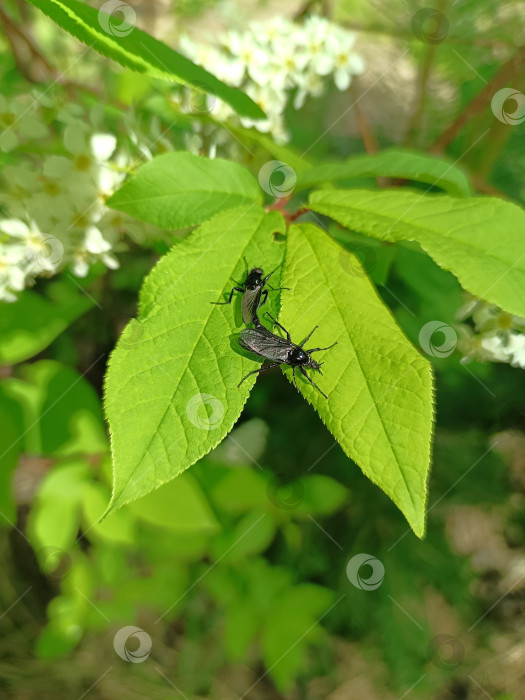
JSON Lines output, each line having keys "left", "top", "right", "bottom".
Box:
{"left": 305, "top": 231, "right": 419, "bottom": 511}
{"left": 113, "top": 211, "right": 266, "bottom": 500}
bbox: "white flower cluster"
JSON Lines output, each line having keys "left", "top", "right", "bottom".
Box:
{"left": 0, "top": 99, "right": 165, "bottom": 303}
{"left": 180, "top": 15, "right": 365, "bottom": 143}
{"left": 457, "top": 298, "right": 525, "bottom": 370}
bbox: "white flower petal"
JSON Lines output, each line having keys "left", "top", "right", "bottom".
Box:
{"left": 102, "top": 253, "right": 120, "bottom": 270}
{"left": 0, "top": 219, "right": 29, "bottom": 238}
{"left": 315, "top": 55, "right": 334, "bottom": 76}
{"left": 91, "top": 133, "right": 117, "bottom": 161}
{"left": 84, "top": 226, "right": 112, "bottom": 254}
{"left": 72, "top": 258, "right": 89, "bottom": 278}
{"left": 334, "top": 69, "right": 351, "bottom": 91}
{"left": 348, "top": 54, "right": 365, "bottom": 75}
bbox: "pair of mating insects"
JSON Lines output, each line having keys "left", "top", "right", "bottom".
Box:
{"left": 212, "top": 265, "right": 337, "bottom": 399}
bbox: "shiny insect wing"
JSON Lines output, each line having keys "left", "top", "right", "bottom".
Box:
{"left": 240, "top": 268, "right": 267, "bottom": 325}
{"left": 238, "top": 314, "right": 337, "bottom": 399}
{"left": 238, "top": 325, "right": 292, "bottom": 363}
{"left": 211, "top": 265, "right": 287, "bottom": 325}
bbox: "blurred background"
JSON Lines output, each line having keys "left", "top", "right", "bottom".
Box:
{"left": 1, "top": 0, "right": 525, "bottom": 698}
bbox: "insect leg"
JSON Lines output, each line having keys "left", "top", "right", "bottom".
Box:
{"left": 307, "top": 341, "right": 339, "bottom": 354}
{"left": 299, "top": 326, "right": 318, "bottom": 347}
{"left": 259, "top": 289, "right": 269, "bottom": 308}
{"left": 211, "top": 287, "right": 245, "bottom": 305}
{"left": 299, "top": 366, "right": 328, "bottom": 399}
{"left": 238, "top": 362, "right": 280, "bottom": 387}
{"left": 264, "top": 313, "right": 292, "bottom": 342}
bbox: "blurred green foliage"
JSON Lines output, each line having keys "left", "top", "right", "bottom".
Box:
{"left": 1, "top": 1, "right": 525, "bottom": 699}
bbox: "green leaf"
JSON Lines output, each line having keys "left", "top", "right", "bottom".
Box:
{"left": 212, "top": 510, "right": 276, "bottom": 561}
{"left": 297, "top": 149, "right": 471, "bottom": 197}
{"left": 279, "top": 224, "right": 433, "bottom": 536}
{"left": 209, "top": 467, "right": 269, "bottom": 514}
{"left": 105, "top": 206, "right": 286, "bottom": 512}
{"left": 81, "top": 482, "right": 136, "bottom": 544}
{"left": 262, "top": 584, "right": 334, "bottom": 691}
{"left": 0, "top": 284, "right": 92, "bottom": 365}
{"left": 3, "top": 360, "right": 108, "bottom": 458}
{"left": 128, "top": 472, "right": 219, "bottom": 533}
{"left": 292, "top": 475, "right": 348, "bottom": 517}
{"left": 26, "top": 0, "right": 265, "bottom": 120}
{"left": 28, "top": 459, "right": 91, "bottom": 553}
{"left": 107, "top": 152, "right": 262, "bottom": 229}
{"left": 1, "top": 361, "right": 107, "bottom": 470}
{"left": 309, "top": 189, "right": 525, "bottom": 318}
{"left": 225, "top": 124, "right": 313, "bottom": 174}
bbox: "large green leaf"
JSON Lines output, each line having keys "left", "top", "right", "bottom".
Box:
{"left": 105, "top": 206, "right": 286, "bottom": 512}
{"left": 298, "top": 149, "right": 471, "bottom": 197}
{"left": 279, "top": 224, "right": 433, "bottom": 536}
{"left": 0, "top": 282, "right": 92, "bottom": 365}
{"left": 107, "top": 152, "right": 262, "bottom": 229}
{"left": 26, "top": 0, "right": 265, "bottom": 120}
{"left": 310, "top": 189, "right": 525, "bottom": 319}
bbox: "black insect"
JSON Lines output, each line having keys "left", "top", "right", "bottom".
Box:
{"left": 238, "top": 313, "right": 337, "bottom": 399}
{"left": 211, "top": 265, "right": 288, "bottom": 325}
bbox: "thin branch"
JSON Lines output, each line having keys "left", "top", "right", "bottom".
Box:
{"left": 0, "top": 6, "right": 56, "bottom": 82}
{"left": 431, "top": 45, "right": 525, "bottom": 152}
{"left": 350, "top": 82, "right": 378, "bottom": 154}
